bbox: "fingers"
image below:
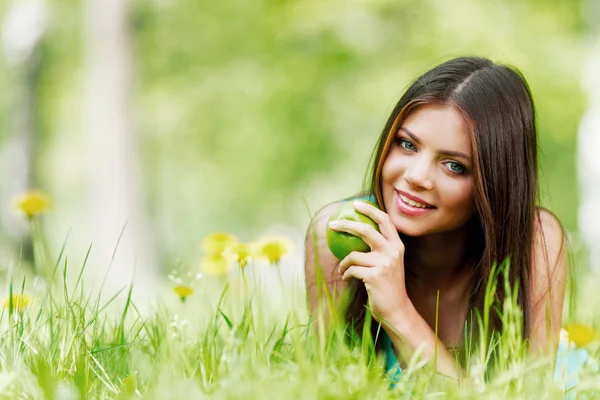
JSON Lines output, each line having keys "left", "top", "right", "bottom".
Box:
{"left": 352, "top": 201, "right": 402, "bottom": 246}
{"left": 328, "top": 219, "right": 386, "bottom": 250}
{"left": 338, "top": 251, "right": 374, "bottom": 275}
{"left": 341, "top": 265, "right": 371, "bottom": 282}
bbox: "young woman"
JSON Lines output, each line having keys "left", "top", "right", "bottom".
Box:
{"left": 304, "top": 57, "right": 568, "bottom": 380}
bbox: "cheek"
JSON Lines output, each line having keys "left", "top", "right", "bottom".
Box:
{"left": 381, "top": 158, "right": 400, "bottom": 209}
{"left": 381, "top": 156, "right": 394, "bottom": 182}
{"left": 381, "top": 153, "right": 407, "bottom": 182}
{"left": 440, "top": 179, "right": 475, "bottom": 213}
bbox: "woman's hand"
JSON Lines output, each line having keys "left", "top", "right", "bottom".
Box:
{"left": 329, "top": 200, "right": 462, "bottom": 380}
{"left": 328, "top": 200, "right": 410, "bottom": 323}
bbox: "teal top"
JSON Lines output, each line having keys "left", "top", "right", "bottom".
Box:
{"left": 381, "top": 330, "right": 403, "bottom": 386}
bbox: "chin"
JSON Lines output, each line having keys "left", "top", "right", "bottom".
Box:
{"left": 397, "top": 227, "right": 430, "bottom": 238}
{"left": 392, "top": 218, "right": 430, "bottom": 237}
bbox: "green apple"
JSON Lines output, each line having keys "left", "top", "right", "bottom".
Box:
{"left": 326, "top": 200, "right": 380, "bottom": 261}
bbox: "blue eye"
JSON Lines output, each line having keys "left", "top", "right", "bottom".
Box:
{"left": 444, "top": 161, "right": 465, "bottom": 174}
{"left": 397, "top": 138, "right": 416, "bottom": 151}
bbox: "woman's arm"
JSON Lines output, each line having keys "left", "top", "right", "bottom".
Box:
{"left": 385, "top": 208, "right": 567, "bottom": 378}
{"left": 333, "top": 201, "right": 463, "bottom": 380}
{"left": 528, "top": 209, "right": 569, "bottom": 354}
{"left": 382, "top": 302, "right": 462, "bottom": 380}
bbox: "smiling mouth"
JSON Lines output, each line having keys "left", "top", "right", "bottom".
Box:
{"left": 398, "top": 193, "right": 435, "bottom": 209}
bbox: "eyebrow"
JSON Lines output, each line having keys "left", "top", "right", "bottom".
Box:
{"left": 399, "top": 127, "right": 472, "bottom": 161}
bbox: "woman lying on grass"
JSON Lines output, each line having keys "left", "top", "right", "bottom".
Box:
{"left": 304, "top": 56, "right": 568, "bottom": 381}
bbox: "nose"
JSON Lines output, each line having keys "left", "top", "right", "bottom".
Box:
{"left": 404, "top": 159, "right": 433, "bottom": 190}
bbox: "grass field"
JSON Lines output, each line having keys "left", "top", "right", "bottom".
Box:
{"left": 1, "top": 195, "right": 599, "bottom": 399}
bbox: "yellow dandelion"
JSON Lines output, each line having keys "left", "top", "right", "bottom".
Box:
{"left": 201, "top": 232, "right": 237, "bottom": 256}
{"left": 173, "top": 285, "right": 194, "bottom": 303}
{"left": 14, "top": 191, "right": 51, "bottom": 218}
{"left": 200, "top": 254, "right": 231, "bottom": 276}
{"left": 4, "top": 293, "right": 33, "bottom": 312}
{"left": 226, "top": 242, "right": 255, "bottom": 269}
{"left": 119, "top": 374, "right": 138, "bottom": 395}
{"left": 564, "top": 323, "right": 596, "bottom": 347}
{"left": 258, "top": 237, "right": 292, "bottom": 265}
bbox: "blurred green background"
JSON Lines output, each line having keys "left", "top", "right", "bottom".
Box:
{"left": 0, "top": 0, "right": 596, "bottom": 275}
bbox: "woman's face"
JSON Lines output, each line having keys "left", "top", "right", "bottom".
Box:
{"left": 381, "top": 104, "right": 476, "bottom": 237}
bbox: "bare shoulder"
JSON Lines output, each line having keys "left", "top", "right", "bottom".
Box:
{"left": 533, "top": 208, "right": 567, "bottom": 269}
{"left": 531, "top": 208, "right": 568, "bottom": 303}
{"left": 528, "top": 210, "right": 569, "bottom": 352}
{"left": 304, "top": 201, "right": 347, "bottom": 307}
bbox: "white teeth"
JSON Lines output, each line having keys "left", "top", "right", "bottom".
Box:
{"left": 400, "top": 194, "right": 431, "bottom": 209}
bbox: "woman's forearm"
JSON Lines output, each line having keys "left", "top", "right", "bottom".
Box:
{"left": 383, "top": 303, "right": 462, "bottom": 380}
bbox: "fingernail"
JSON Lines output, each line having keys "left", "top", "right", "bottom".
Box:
{"left": 353, "top": 201, "right": 364, "bottom": 208}
{"left": 328, "top": 220, "right": 340, "bottom": 228}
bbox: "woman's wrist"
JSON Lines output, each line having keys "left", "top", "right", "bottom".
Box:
{"left": 381, "top": 297, "right": 418, "bottom": 339}
{"left": 381, "top": 301, "right": 461, "bottom": 380}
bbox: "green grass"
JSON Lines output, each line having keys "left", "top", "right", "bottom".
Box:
{"left": 0, "top": 246, "right": 599, "bottom": 399}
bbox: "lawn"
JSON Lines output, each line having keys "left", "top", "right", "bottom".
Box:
{"left": 1, "top": 194, "right": 599, "bottom": 399}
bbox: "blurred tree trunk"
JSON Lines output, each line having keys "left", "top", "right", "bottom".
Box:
{"left": 0, "top": 0, "right": 47, "bottom": 270}
{"left": 577, "top": 2, "right": 600, "bottom": 272}
{"left": 82, "top": 0, "right": 157, "bottom": 295}
{"left": 577, "top": 39, "right": 600, "bottom": 271}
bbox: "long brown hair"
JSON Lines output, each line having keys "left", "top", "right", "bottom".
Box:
{"left": 345, "top": 56, "right": 538, "bottom": 346}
